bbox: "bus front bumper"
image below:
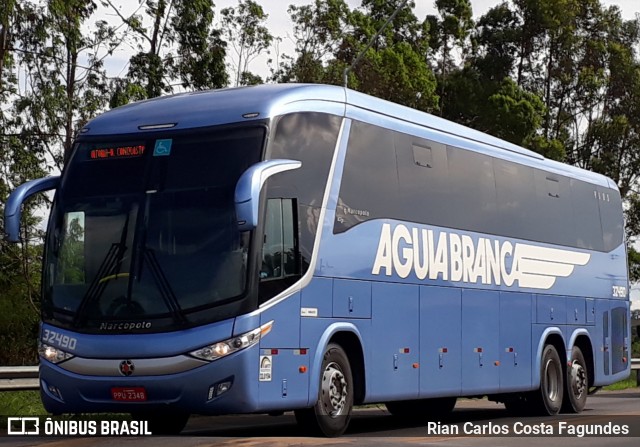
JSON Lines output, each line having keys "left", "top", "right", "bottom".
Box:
{"left": 39, "top": 346, "right": 261, "bottom": 416}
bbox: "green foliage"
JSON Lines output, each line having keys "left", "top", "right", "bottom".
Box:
{"left": 13, "top": 0, "right": 109, "bottom": 165}
{"left": 106, "top": 0, "right": 228, "bottom": 102}
{"left": 221, "top": 0, "right": 272, "bottom": 87}
{"left": 173, "top": 0, "right": 228, "bottom": 90}
{"left": 278, "top": 0, "right": 439, "bottom": 111}
{"left": 524, "top": 135, "right": 566, "bottom": 161}
{"left": 0, "top": 236, "right": 44, "bottom": 365}
{"left": 603, "top": 377, "right": 638, "bottom": 391}
{"left": 0, "top": 391, "right": 45, "bottom": 418}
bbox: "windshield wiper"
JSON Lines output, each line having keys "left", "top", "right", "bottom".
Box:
{"left": 73, "top": 212, "right": 131, "bottom": 327}
{"left": 144, "top": 249, "right": 187, "bottom": 325}
{"left": 72, "top": 242, "right": 127, "bottom": 326}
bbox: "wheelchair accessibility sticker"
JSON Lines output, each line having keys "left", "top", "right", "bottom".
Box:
{"left": 153, "top": 139, "right": 172, "bottom": 156}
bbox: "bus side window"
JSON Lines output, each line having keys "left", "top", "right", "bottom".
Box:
{"left": 259, "top": 198, "right": 300, "bottom": 303}
{"left": 261, "top": 198, "right": 298, "bottom": 281}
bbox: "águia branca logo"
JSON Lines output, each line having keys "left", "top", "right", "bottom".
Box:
{"left": 372, "top": 223, "right": 590, "bottom": 290}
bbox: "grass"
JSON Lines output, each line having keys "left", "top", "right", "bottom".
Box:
{"left": 603, "top": 377, "right": 638, "bottom": 391}
{"left": 0, "top": 390, "right": 45, "bottom": 416}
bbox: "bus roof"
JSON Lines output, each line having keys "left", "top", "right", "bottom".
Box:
{"left": 81, "top": 83, "right": 616, "bottom": 190}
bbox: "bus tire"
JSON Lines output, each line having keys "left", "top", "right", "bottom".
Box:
{"left": 531, "top": 344, "right": 563, "bottom": 415}
{"left": 386, "top": 397, "right": 456, "bottom": 422}
{"left": 294, "top": 343, "right": 353, "bottom": 437}
{"left": 562, "top": 345, "right": 588, "bottom": 413}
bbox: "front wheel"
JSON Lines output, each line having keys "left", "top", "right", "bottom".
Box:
{"left": 562, "top": 346, "right": 588, "bottom": 413}
{"left": 295, "top": 343, "right": 353, "bottom": 437}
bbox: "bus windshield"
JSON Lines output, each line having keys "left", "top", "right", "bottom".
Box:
{"left": 42, "top": 126, "right": 265, "bottom": 333}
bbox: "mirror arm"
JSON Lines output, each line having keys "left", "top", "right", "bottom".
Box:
{"left": 235, "top": 160, "right": 301, "bottom": 231}
{"left": 4, "top": 176, "right": 61, "bottom": 242}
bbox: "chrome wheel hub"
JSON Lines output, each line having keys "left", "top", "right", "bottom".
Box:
{"left": 570, "top": 360, "right": 587, "bottom": 398}
{"left": 320, "top": 362, "right": 347, "bottom": 417}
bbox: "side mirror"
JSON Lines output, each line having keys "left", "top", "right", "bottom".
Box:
{"left": 4, "top": 176, "right": 61, "bottom": 242}
{"left": 234, "top": 159, "right": 301, "bottom": 231}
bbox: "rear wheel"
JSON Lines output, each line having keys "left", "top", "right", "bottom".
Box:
{"left": 562, "top": 346, "right": 588, "bottom": 413}
{"left": 530, "top": 344, "right": 563, "bottom": 415}
{"left": 294, "top": 343, "right": 353, "bottom": 437}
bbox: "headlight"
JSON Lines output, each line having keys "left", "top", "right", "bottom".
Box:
{"left": 38, "top": 342, "right": 74, "bottom": 364}
{"left": 190, "top": 321, "right": 273, "bottom": 362}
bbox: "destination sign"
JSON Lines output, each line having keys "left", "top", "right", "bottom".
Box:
{"left": 89, "top": 144, "right": 145, "bottom": 160}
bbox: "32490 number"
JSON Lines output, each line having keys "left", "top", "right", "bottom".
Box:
{"left": 42, "top": 329, "right": 77, "bottom": 351}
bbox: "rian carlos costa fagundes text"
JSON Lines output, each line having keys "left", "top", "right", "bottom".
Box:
{"left": 427, "top": 421, "right": 630, "bottom": 437}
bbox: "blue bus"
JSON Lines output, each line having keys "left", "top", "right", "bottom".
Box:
{"left": 5, "top": 84, "right": 630, "bottom": 436}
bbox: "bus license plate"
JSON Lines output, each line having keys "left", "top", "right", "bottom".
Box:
{"left": 111, "top": 387, "right": 147, "bottom": 402}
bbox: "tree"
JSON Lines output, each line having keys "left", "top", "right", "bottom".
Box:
{"left": 221, "top": 0, "right": 272, "bottom": 86}
{"left": 105, "top": 0, "right": 228, "bottom": 104}
{"left": 275, "top": 0, "right": 350, "bottom": 84}
{"left": 428, "top": 0, "right": 473, "bottom": 114}
{"left": 279, "top": 0, "right": 439, "bottom": 111}
{"left": 12, "top": 0, "right": 112, "bottom": 165}
{"left": 172, "top": 0, "right": 228, "bottom": 90}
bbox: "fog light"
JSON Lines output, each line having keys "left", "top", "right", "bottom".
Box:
{"left": 207, "top": 377, "right": 234, "bottom": 401}
{"left": 216, "top": 381, "right": 232, "bottom": 397}
{"left": 42, "top": 379, "right": 64, "bottom": 402}
{"left": 48, "top": 385, "right": 61, "bottom": 398}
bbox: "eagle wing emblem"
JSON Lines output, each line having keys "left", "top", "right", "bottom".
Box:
{"left": 514, "top": 244, "right": 591, "bottom": 289}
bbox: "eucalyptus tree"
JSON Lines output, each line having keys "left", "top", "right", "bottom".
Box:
{"left": 220, "top": 0, "right": 272, "bottom": 86}
{"left": 279, "top": 0, "right": 438, "bottom": 111}
{"left": 426, "top": 0, "right": 473, "bottom": 114}
{"left": 11, "top": 0, "right": 113, "bottom": 166}
{"left": 105, "top": 0, "right": 228, "bottom": 103}
{"left": 275, "top": 0, "right": 351, "bottom": 84}
{"left": 339, "top": 0, "right": 438, "bottom": 111}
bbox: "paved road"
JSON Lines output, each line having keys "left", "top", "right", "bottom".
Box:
{"left": 1, "top": 389, "right": 639, "bottom": 446}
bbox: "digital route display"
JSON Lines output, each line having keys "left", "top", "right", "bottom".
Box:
{"left": 89, "top": 144, "right": 145, "bottom": 160}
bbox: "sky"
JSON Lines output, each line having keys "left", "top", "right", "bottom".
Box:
{"left": 97, "top": 0, "right": 640, "bottom": 309}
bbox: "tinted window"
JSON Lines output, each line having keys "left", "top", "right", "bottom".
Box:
{"left": 335, "top": 120, "right": 622, "bottom": 252}
{"left": 267, "top": 113, "right": 341, "bottom": 206}
{"left": 259, "top": 198, "right": 299, "bottom": 303}
{"left": 599, "top": 188, "right": 624, "bottom": 251}
{"left": 334, "top": 121, "right": 398, "bottom": 233}
{"left": 395, "top": 134, "right": 451, "bottom": 228}
{"left": 63, "top": 141, "right": 147, "bottom": 197}
{"left": 494, "top": 159, "right": 540, "bottom": 239}
{"left": 266, "top": 112, "right": 341, "bottom": 275}
{"left": 570, "top": 180, "right": 604, "bottom": 251}
{"left": 45, "top": 126, "right": 264, "bottom": 333}
{"left": 446, "top": 146, "right": 497, "bottom": 233}
{"left": 533, "top": 170, "right": 574, "bottom": 246}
